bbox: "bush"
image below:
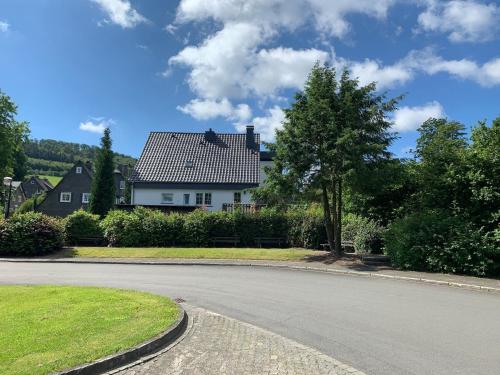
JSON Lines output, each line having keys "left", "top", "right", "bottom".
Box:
{"left": 101, "top": 209, "right": 144, "bottom": 247}
{"left": 342, "top": 214, "right": 383, "bottom": 254}
{"left": 16, "top": 193, "right": 46, "bottom": 214}
{"left": 384, "top": 210, "right": 496, "bottom": 277}
{"left": 64, "top": 209, "right": 102, "bottom": 245}
{"left": 0, "top": 212, "right": 64, "bottom": 256}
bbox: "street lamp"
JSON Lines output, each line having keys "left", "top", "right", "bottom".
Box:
{"left": 3, "top": 177, "right": 13, "bottom": 219}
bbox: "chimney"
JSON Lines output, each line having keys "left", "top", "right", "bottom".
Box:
{"left": 204, "top": 128, "right": 217, "bottom": 143}
{"left": 246, "top": 125, "right": 256, "bottom": 150}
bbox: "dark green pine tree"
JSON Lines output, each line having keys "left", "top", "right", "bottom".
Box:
{"left": 89, "top": 128, "right": 115, "bottom": 217}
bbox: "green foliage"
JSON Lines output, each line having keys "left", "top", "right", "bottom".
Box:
{"left": 25, "top": 138, "right": 136, "bottom": 177}
{"left": 64, "top": 210, "right": 102, "bottom": 245}
{"left": 342, "top": 214, "right": 383, "bottom": 254}
{"left": 15, "top": 193, "right": 46, "bottom": 214}
{"left": 269, "top": 64, "right": 399, "bottom": 254}
{"left": 384, "top": 210, "right": 497, "bottom": 277}
{"left": 0, "top": 91, "right": 29, "bottom": 182}
{"left": 89, "top": 128, "right": 115, "bottom": 217}
{"left": 99, "top": 207, "right": 328, "bottom": 249}
{"left": 0, "top": 212, "right": 63, "bottom": 256}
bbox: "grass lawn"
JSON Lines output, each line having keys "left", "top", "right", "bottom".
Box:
{"left": 72, "top": 247, "right": 321, "bottom": 261}
{"left": 0, "top": 285, "right": 179, "bottom": 375}
{"left": 37, "top": 175, "right": 62, "bottom": 186}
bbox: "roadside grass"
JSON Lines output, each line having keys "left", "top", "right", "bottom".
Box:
{"left": 72, "top": 247, "right": 322, "bottom": 261}
{"left": 0, "top": 285, "right": 179, "bottom": 375}
{"left": 37, "top": 175, "right": 62, "bottom": 186}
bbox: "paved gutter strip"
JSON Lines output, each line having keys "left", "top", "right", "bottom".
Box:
{"left": 114, "top": 304, "right": 367, "bottom": 375}
{"left": 1, "top": 257, "right": 499, "bottom": 293}
{"left": 54, "top": 304, "right": 188, "bottom": 375}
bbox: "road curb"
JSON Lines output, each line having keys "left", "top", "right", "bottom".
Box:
{"left": 54, "top": 303, "right": 188, "bottom": 375}
{"left": 2, "top": 258, "right": 499, "bottom": 294}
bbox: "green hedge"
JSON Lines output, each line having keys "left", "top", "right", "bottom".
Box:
{"left": 0, "top": 212, "right": 64, "bottom": 256}
{"left": 99, "top": 207, "right": 329, "bottom": 248}
{"left": 64, "top": 209, "right": 102, "bottom": 245}
{"left": 384, "top": 210, "right": 498, "bottom": 277}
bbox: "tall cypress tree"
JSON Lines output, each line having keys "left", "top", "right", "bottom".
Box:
{"left": 89, "top": 128, "right": 115, "bottom": 217}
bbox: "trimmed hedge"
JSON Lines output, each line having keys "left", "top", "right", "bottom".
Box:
{"left": 64, "top": 209, "right": 103, "bottom": 245}
{"left": 0, "top": 212, "right": 64, "bottom": 256}
{"left": 99, "top": 207, "right": 329, "bottom": 249}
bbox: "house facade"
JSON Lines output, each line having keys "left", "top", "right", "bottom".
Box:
{"left": 130, "top": 126, "right": 270, "bottom": 212}
{"left": 37, "top": 161, "right": 126, "bottom": 217}
{"left": 21, "top": 176, "right": 53, "bottom": 199}
{"left": 6, "top": 181, "right": 26, "bottom": 214}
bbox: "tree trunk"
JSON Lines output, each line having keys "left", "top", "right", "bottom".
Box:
{"left": 321, "top": 185, "right": 335, "bottom": 252}
{"left": 336, "top": 179, "right": 343, "bottom": 256}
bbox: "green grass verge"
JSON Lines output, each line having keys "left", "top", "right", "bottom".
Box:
{"left": 0, "top": 285, "right": 179, "bottom": 375}
{"left": 72, "top": 247, "right": 321, "bottom": 261}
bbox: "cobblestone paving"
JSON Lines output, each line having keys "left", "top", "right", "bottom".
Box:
{"left": 113, "top": 305, "right": 365, "bottom": 375}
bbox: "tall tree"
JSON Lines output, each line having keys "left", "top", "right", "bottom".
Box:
{"left": 89, "top": 128, "right": 115, "bottom": 217}
{"left": 0, "top": 91, "right": 29, "bottom": 181}
{"left": 272, "top": 64, "right": 398, "bottom": 255}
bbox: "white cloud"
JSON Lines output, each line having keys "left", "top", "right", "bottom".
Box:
{"left": 248, "top": 106, "right": 285, "bottom": 142}
{"left": 79, "top": 118, "right": 113, "bottom": 134}
{"left": 346, "top": 58, "right": 414, "bottom": 89}
{"left": 0, "top": 21, "right": 9, "bottom": 33}
{"left": 392, "top": 101, "right": 445, "bottom": 132}
{"left": 91, "top": 0, "right": 148, "bottom": 28}
{"left": 418, "top": 0, "right": 500, "bottom": 42}
{"left": 177, "top": 98, "right": 252, "bottom": 123}
{"left": 404, "top": 49, "right": 500, "bottom": 87}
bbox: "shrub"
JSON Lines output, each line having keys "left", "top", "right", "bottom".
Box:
{"left": 0, "top": 212, "right": 64, "bottom": 256}
{"left": 16, "top": 193, "right": 47, "bottom": 214}
{"left": 101, "top": 209, "right": 143, "bottom": 247}
{"left": 384, "top": 210, "right": 496, "bottom": 276}
{"left": 64, "top": 209, "right": 102, "bottom": 245}
{"left": 183, "top": 209, "right": 211, "bottom": 246}
{"left": 343, "top": 214, "right": 383, "bottom": 254}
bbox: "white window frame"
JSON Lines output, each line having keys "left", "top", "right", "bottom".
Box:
{"left": 204, "top": 192, "right": 212, "bottom": 206}
{"left": 82, "top": 193, "right": 90, "bottom": 204}
{"left": 161, "top": 193, "right": 174, "bottom": 204}
{"left": 76, "top": 167, "right": 82, "bottom": 174}
{"left": 119, "top": 180, "right": 126, "bottom": 190}
{"left": 60, "top": 192, "right": 72, "bottom": 203}
{"left": 196, "top": 193, "right": 203, "bottom": 205}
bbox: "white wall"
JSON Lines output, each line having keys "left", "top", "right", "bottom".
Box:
{"left": 132, "top": 188, "right": 252, "bottom": 212}
{"left": 259, "top": 160, "right": 273, "bottom": 186}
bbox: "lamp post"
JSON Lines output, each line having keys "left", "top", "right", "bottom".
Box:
{"left": 3, "top": 177, "right": 13, "bottom": 219}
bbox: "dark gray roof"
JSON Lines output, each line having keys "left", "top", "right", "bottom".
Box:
{"left": 131, "top": 131, "right": 260, "bottom": 185}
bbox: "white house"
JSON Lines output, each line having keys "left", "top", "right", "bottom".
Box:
{"left": 130, "top": 126, "right": 272, "bottom": 211}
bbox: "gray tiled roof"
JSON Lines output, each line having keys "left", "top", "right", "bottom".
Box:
{"left": 130, "top": 131, "right": 261, "bottom": 185}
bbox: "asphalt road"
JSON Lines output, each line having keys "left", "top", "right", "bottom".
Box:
{"left": 1, "top": 262, "right": 499, "bottom": 375}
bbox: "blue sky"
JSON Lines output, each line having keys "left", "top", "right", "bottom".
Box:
{"left": 1, "top": 0, "right": 499, "bottom": 158}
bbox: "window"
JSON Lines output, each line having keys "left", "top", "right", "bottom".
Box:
{"left": 234, "top": 192, "right": 241, "bottom": 203}
{"left": 184, "top": 193, "right": 190, "bottom": 205}
{"left": 184, "top": 160, "right": 193, "bottom": 168}
{"left": 82, "top": 193, "right": 90, "bottom": 204}
{"left": 60, "top": 192, "right": 72, "bottom": 203}
{"left": 161, "top": 193, "right": 173, "bottom": 204}
{"left": 30, "top": 180, "right": 35, "bottom": 184}
{"left": 119, "top": 180, "right": 126, "bottom": 190}
{"left": 76, "top": 167, "right": 82, "bottom": 174}
{"left": 204, "top": 192, "right": 212, "bottom": 205}
{"left": 196, "top": 193, "right": 203, "bottom": 205}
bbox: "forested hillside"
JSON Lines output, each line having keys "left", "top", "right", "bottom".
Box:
{"left": 25, "top": 139, "right": 136, "bottom": 176}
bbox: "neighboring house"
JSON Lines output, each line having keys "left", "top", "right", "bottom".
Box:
{"left": 130, "top": 126, "right": 272, "bottom": 212}
{"left": 21, "top": 176, "right": 53, "bottom": 199}
{"left": 37, "top": 161, "right": 126, "bottom": 217}
{"left": 6, "top": 181, "right": 26, "bottom": 214}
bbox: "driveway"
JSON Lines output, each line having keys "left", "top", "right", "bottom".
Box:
{"left": 0, "top": 262, "right": 499, "bottom": 375}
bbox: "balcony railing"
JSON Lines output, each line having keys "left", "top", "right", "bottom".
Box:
{"left": 222, "top": 203, "right": 266, "bottom": 213}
